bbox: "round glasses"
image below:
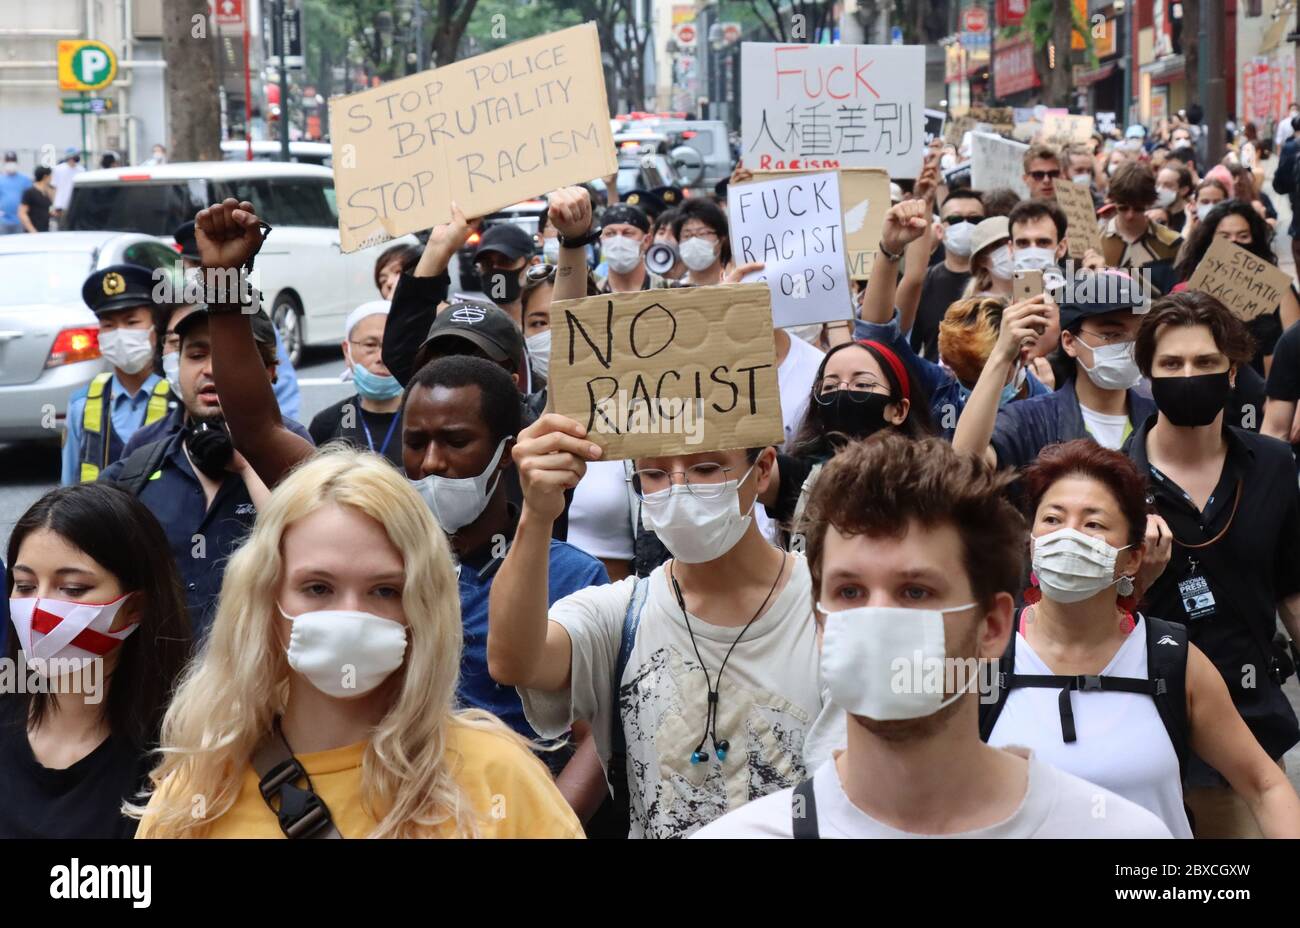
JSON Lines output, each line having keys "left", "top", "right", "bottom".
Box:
{"left": 628, "top": 462, "right": 740, "bottom": 502}
{"left": 813, "top": 380, "right": 886, "bottom": 404}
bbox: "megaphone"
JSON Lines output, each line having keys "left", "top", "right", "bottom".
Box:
{"left": 645, "top": 241, "right": 680, "bottom": 276}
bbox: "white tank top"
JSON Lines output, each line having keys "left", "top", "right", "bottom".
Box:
{"left": 988, "top": 624, "right": 1193, "bottom": 839}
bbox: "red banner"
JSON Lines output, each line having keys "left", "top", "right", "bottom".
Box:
{"left": 994, "top": 33, "right": 1040, "bottom": 98}
{"left": 998, "top": 0, "right": 1028, "bottom": 26}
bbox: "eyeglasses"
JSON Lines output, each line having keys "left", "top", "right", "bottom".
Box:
{"left": 813, "top": 379, "right": 886, "bottom": 402}
{"left": 627, "top": 462, "right": 739, "bottom": 502}
{"left": 1028, "top": 170, "right": 1061, "bottom": 181}
{"left": 941, "top": 215, "right": 980, "bottom": 226}
{"left": 678, "top": 229, "right": 719, "bottom": 243}
{"left": 348, "top": 338, "right": 383, "bottom": 353}
{"left": 1077, "top": 329, "right": 1133, "bottom": 347}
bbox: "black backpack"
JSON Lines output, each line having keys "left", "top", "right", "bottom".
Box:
{"left": 978, "top": 613, "right": 1190, "bottom": 782}
{"left": 102, "top": 438, "right": 172, "bottom": 497}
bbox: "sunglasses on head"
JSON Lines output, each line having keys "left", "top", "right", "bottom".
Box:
{"left": 1028, "top": 170, "right": 1061, "bottom": 181}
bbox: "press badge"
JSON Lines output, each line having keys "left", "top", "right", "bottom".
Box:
{"left": 1178, "top": 573, "right": 1217, "bottom": 621}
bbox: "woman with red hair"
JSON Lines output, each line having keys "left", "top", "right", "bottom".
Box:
{"left": 979, "top": 439, "right": 1300, "bottom": 839}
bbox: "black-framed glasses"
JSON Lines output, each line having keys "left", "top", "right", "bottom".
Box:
{"left": 627, "top": 462, "right": 739, "bottom": 502}
{"left": 1028, "top": 170, "right": 1061, "bottom": 181}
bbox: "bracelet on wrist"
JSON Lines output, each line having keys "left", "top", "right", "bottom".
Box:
{"left": 877, "top": 240, "right": 903, "bottom": 262}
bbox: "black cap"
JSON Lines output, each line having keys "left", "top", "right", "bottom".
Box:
{"left": 600, "top": 203, "right": 650, "bottom": 234}
{"left": 475, "top": 223, "right": 535, "bottom": 262}
{"left": 416, "top": 301, "right": 524, "bottom": 372}
{"left": 622, "top": 189, "right": 667, "bottom": 219}
{"left": 82, "top": 264, "right": 162, "bottom": 316}
{"left": 174, "top": 307, "right": 279, "bottom": 348}
{"left": 1057, "top": 270, "right": 1150, "bottom": 332}
{"left": 650, "top": 185, "right": 684, "bottom": 208}
{"left": 173, "top": 220, "right": 199, "bottom": 260}
{"left": 3, "top": 151, "right": 16, "bottom": 162}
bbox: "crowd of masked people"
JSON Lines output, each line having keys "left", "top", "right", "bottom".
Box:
{"left": 4, "top": 118, "right": 1300, "bottom": 840}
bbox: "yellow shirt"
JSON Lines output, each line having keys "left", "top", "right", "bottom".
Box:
{"left": 138, "top": 723, "right": 583, "bottom": 839}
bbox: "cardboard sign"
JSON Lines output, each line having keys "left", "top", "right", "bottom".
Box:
{"left": 1054, "top": 177, "right": 1102, "bottom": 258}
{"left": 753, "top": 168, "right": 889, "bottom": 282}
{"left": 740, "top": 43, "right": 925, "bottom": 178}
{"left": 1185, "top": 236, "right": 1292, "bottom": 322}
{"left": 728, "top": 172, "right": 854, "bottom": 327}
{"left": 970, "top": 131, "right": 1029, "bottom": 197}
{"left": 1040, "top": 113, "right": 1094, "bottom": 146}
{"left": 547, "top": 284, "right": 785, "bottom": 459}
{"left": 330, "top": 23, "right": 617, "bottom": 252}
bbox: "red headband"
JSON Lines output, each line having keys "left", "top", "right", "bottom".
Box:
{"left": 855, "top": 339, "right": 911, "bottom": 403}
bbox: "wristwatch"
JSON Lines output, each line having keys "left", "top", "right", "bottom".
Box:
{"left": 558, "top": 225, "right": 602, "bottom": 249}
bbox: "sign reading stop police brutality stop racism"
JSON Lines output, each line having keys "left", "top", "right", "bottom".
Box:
{"left": 330, "top": 23, "right": 616, "bottom": 252}
{"left": 547, "top": 284, "right": 785, "bottom": 459}
{"left": 729, "top": 171, "right": 854, "bottom": 327}
{"left": 740, "top": 43, "right": 925, "bottom": 178}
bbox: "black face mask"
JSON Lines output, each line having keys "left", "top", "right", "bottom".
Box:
{"left": 812, "top": 389, "right": 895, "bottom": 440}
{"left": 185, "top": 420, "right": 235, "bottom": 480}
{"left": 1150, "top": 371, "right": 1232, "bottom": 427}
{"left": 483, "top": 269, "right": 522, "bottom": 306}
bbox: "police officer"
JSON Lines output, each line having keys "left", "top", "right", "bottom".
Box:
{"left": 99, "top": 308, "right": 314, "bottom": 637}
{"left": 61, "top": 265, "right": 173, "bottom": 485}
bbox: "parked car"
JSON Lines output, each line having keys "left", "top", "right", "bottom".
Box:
{"left": 455, "top": 198, "right": 548, "bottom": 293}
{"left": 63, "top": 161, "right": 412, "bottom": 364}
{"left": 655, "top": 120, "right": 731, "bottom": 193}
{"left": 0, "top": 231, "right": 177, "bottom": 443}
{"left": 220, "top": 140, "right": 333, "bottom": 167}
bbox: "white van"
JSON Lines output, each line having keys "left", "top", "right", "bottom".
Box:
{"left": 63, "top": 161, "right": 412, "bottom": 363}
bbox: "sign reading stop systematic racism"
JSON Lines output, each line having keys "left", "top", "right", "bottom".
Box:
{"left": 330, "top": 23, "right": 617, "bottom": 252}
{"left": 1186, "top": 236, "right": 1292, "bottom": 322}
{"left": 740, "top": 43, "right": 925, "bottom": 178}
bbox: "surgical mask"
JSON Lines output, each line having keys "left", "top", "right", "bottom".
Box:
{"left": 483, "top": 270, "right": 522, "bottom": 306}
{"left": 8, "top": 594, "right": 138, "bottom": 673}
{"left": 1156, "top": 187, "right": 1177, "bottom": 209}
{"left": 526, "top": 328, "right": 551, "bottom": 378}
{"left": 1031, "top": 528, "right": 1130, "bottom": 604}
{"left": 1197, "top": 202, "right": 1216, "bottom": 220}
{"left": 602, "top": 235, "right": 643, "bottom": 274}
{"left": 410, "top": 436, "right": 508, "bottom": 534}
{"left": 1150, "top": 371, "right": 1231, "bottom": 427}
{"left": 97, "top": 327, "right": 154, "bottom": 375}
{"left": 679, "top": 237, "right": 719, "bottom": 272}
{"left": 542, "top": 238, "right": 561, "bottom": 264}
{"left": 279, "top": 605, "right": 407, "bottom": 698}
{"left": 943, "top": 219, "right": 975, "bottom": 258}
{"left": 1071, "top": 173, "right": 1093, "bottom": 187}
{"left": 640, "top": 464, "right": 756, "bottom": 564}
{"left": 2, "top": 162, "right": 16, "bottom": 175}
{"left": 989, "top": 245, "right": 1015, "bottom": 281}
{"left": 817, "top": 601, "right": 979, "bottom": 720}
{"left": 1077, "top": 336, "right": 1142, "bottom": 390}
{"left": 1013, "top": 247, "right": 1057, "bottom": 274}
{"left": 351, "top": 361, "right": 403, "bottom": 401}
{"left": 1001, "top": 363, "right": 1027, "bottom": 407}
{"left": 162, "top": 351, "right": 181, "bottom": 397}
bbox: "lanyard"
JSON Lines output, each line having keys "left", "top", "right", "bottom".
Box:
{"left": 359, "top": 410, "right": 400, "bottom": 457}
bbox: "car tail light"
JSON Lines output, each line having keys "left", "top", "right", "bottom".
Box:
{"left": 466, "top": 231, "right": 481, "bottom": 246}
{"left": 681, "top": 130, "right": 697, "bottom": 139}
{"left": 118, "top": 174, "right": 152, "bottom": 181}
{"left": 45, "top": 327, "right": 100, "bottom": 368}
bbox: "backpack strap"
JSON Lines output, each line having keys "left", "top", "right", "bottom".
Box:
{"left": 105, "top": 437, "right": 172, "bottom": 497}
{"left": 1006, "top": 672, "right": 1159, "bottom": 743}
{"left": 607, "top": 577, "right": 651, "bottom": 824}
{"left": 251, "top": 719, "right": 342, "bottom": 839}
{"left": 791, "top": 777, "right": 819, "bottom": 839}
{"left": 1141, "top": 614, "right": 1190, "bottom": 784}
{"left": 789, "top": 462, "right": 823, "bottom": 536}
{"left": 978, "top": 620, "right": 1018, "bottom": 742}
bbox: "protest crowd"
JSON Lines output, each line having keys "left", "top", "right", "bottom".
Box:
{"left": 8, "top": 27, "right": 1300, "bottom": 846}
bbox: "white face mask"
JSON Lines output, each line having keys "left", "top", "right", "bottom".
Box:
{"left": 1013, "top": 246, "right": 1057, "bottom": 274}
{"left": 2, "top": 162, "right": 16, "bottom": 175}
{"left": 1197, "top": 202, "right": 1217, "bottom": 220}
{"left": 409, "top": 436, "right": 508, "bottom": 534}
{"left": 161, "top": 351, "right": 181, "bottom": 397}
{"left": 678, "top": 237, "right": 719, "bottom": 272}
{"left": 640, "top": 464, "right": 756, "bottom": 564}
{"left": 1071, "top": 172, "right": 1093, "bottom": 186}
{"left": 1031, "top": 528, "right": 1130, "bottom": 604}
{"left": 280, "top": 605, "right": 407, "bottom": 698}
{"left": 8, "top": 595, "right": 138, "bottom": 673}
{"left": 943, "top": 219, "right": 976, "bottom": 257}
{"left": 817, "top": 601, "right": 979, "bottom": 720}
{"left": 98, "top": 327, "right": 154, "bottom": 375}
{"left": 542, "top": 238, "right": 561, "bottom": 264}
{"left": 1155, "top": 187, "right": 1177, "bottom": 209}
{"left": 602, "top": 235, "right": 643, "bottom": 274}
{"left": 1077, "top": 335, "right": 1142, "bottom": 390}
{"left": 525, "top": 328, "right": 551, "bottom": 378}
{"left": 989, "top": 244, "right": 1015, "bottom": 281}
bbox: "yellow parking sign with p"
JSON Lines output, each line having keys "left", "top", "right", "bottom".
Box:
{"left": 58, "top": 40, "right": 117, "bottom": 92}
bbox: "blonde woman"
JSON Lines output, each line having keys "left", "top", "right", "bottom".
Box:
{"left": 134, "top": 449, "right": 582, "bottom": 838}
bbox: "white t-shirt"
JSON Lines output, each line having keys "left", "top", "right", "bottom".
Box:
{"left": 692, "top": 748, "right": 1173, "bottom": 838}
{"left": 1079, "top": 404, "right": 1129, "bottom": 450}
{"left": 777, "top": 332, "right": 826, "bottom": 449}
{"left": 988, "top": 627, "right": 1193, "bottom": 838}
{"left": 519, "top": 555, "right": 838, "bottom": 838}
{"left": 50, "top": 161, "right": 83, "bottom": 211}
{"left": 567, "top": 460, "right": 635, "bottom": 561}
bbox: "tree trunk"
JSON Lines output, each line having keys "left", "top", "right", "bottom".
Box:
{"left": 163, "top": 0, "right": 222, "bottom": 160}
{"left": 1182, "top": 0, "right": 1199, "bottom": 111}
{"left": 1047, "top": 0, "right": 1074, "bottom": 107}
